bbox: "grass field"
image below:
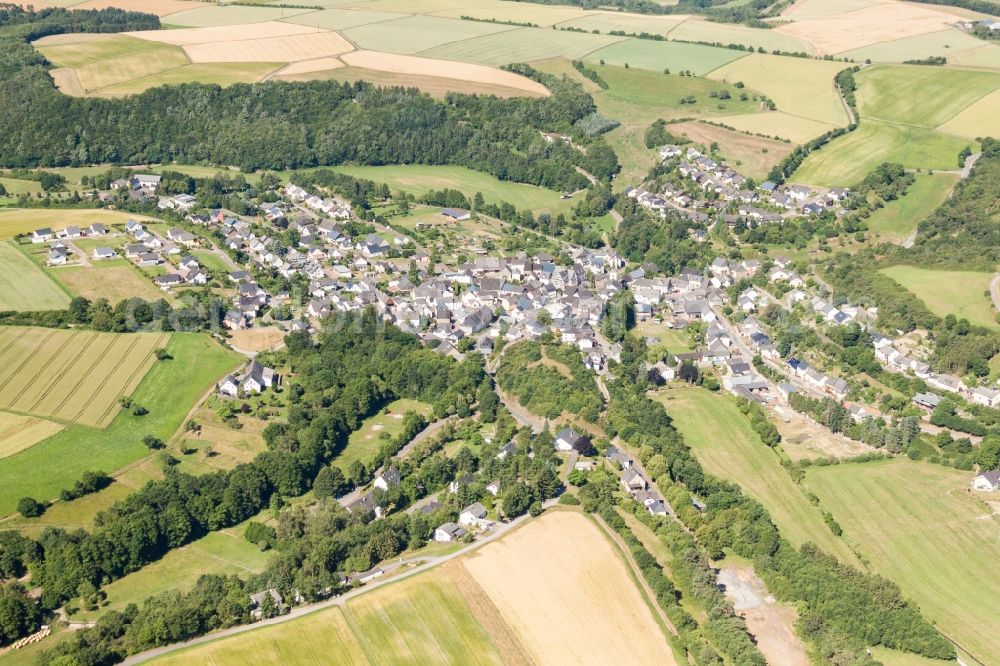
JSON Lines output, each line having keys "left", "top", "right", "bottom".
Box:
{"left": 4, "top": 480, "right": 132, "bottom": 536}
{"left": 421, "top": 26, "right": 622, "bottom": 66}
{"left": 51, "top": 263, "right": 165, "bottom": 302}
{"left": 949, "top": 44, "right": 1000, "bottom": 69}
{"left": 0, "top": 327, "right": 169, "bottom": 427}
{"left": 74, "top": 525, "right": 274, "bottom": 621}
{"left": 880, "top": 265, "right": 996, "bottom": 328}
{"left": 0, "top": 333, "right": 240, "bottom": 515}
{"left": 165, "top": 4, "right": 315, "bottom": 27}
{"left": 173, "top": 404, "right": 270, "bottom": 476}
{"left": 554, "top": 11, "right": 686, "bottom": 37}
{"left": 280, "top": 7, "right": 406, "bottom": 29}
{"left": 99, "top": 62, "right": 282, "bottom": 96}
{"left": 669, "top": 16, "right": 815, "bottom": 54}
{"left": 328, "top": 164, "right": 573, "bottom": 215}
{"left": 0, "top": 241, "right": 71, "bottom": 311}
{"left": 865, "top": 173, "right": 957, "bottom": 242}
{"left": 462, "top": 510, "right": 678, "bottom": 665}
{"left": 0, "top": 208, "right": 144, "bottom": 239}
{"left": 708, "top": 54, "right": 849, "bottom": 127}
{"left": 0, "top": 411, "right": 65, "bottom": 460}
{"left": 938, "top": 86, "right": 1000, "bottom": 140}
{"left": 347, "top": 0, "right": 590, "bottom": 26}
{"left": 709, "top": 110, "right": 835, "bottom": 144}
{"left": 656, "top": 387, "right": 859, "bottom": 565}
{"left": 344, "top": 15, "right": 513, "bottom": 54}
{"left": 791, "top": 120, "right": 971, "bottom": 187}
{"left": 335, "top": 398, "right": 432, "bottom": 471}
{"left": 805, "top": 459, "right": 1000, "bottom": 662}
{"left": 152, "top": 566, "right": 503, "bottom": 665}
{"left": 583, "top": 39, "right": 746, "bottom": 76}
{"left": 857, "top": 64, "right": 1000, "bottom": 129}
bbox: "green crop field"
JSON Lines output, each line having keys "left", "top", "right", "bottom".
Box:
{"left": 0, "top": 208, "right": 144, "bottom": 239}
{"left": 583, "top": 39, "right": 746, "bottom": 77}
{"left": 707, "top": 53, "right": 849, "bottom": 126}
{"left": 939, "top": 87, "right": 1000, "bottom": 140}
{"left": 164, "top": 4, "right": 316, "bottom": 27}
{"left": 280, "top": 7, "right": 406, "bottom": 29}
{"left": 36, "top": 34, "right": 189, "bottom": 94}
{"left": 792, "top": 120, "right": 971, "bottom": 187}
{"left": 348, "top": 0, "right": 590, "bottom": 26}
{"left": 421, "top": 26, "right": 622, "bottom": 66}
{"left": 880, "top": 265, "right": 997, "bottom": 328}
{"left": 151, "top": 567, "right": 502, "bottom": 665}
{"left": 0, "top": 327, "right": 169, "bottom": 427}
{"left": 669, "top": 17, "right": 814, "bottom": 54}
{"left": 698, "top": 110, "right": 834, "bottom": 144}
{"left": 950, "top": 44, "right": 1000, "bottom": 69}
{"left": 0, "top": 241, "right": 71, "bottom": 311}
{"left": 99, "top": 62, "right": 283, "bottom": 96}
{"left": 857, "top": 64, "right": 1000, "bottom": 129}
{"left": 0, "top": 333, "right": 241, "bottom": 515}
{"left": 839, "top": 29, "right": 990, "bottom": 64}
{"left": 865, "top": 173, "right": 957, "bottom": 242}
{"left": 345, "top": 15, "right": 515, "bottom": 55}
{"left": 554, "top": 12, "right": 686, "bottom": 37}
{"left": 805, "top": 459, "right": 1000, "bottom": 662}
{"left": 656, "top": 387, "right": 860, "bottom": 565}
{"left": 328, "top": 164, "right": 574, "bottom": 215}
{"left": 335, "top": 398, "right": 432, "bottom": 471}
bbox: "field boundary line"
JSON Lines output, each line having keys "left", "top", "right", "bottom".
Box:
{"left": 410, "top": 24, "right": 530, "bottom": 60}
{"left": 7, "top": 330, "right": 79, "bottom": 414}
{"left": 92, "top": 332, "right": 170, "bottom": 427}
{"left": 700, "top": 50, "right": 753, "bottom": 79}
{"left": 0, "top": 326, "right": 31, "bottom": 368}
{"left": 85, "top": 334, "right": 149, "bottom": 426}
{"left": 9, "top": 239, "right": 76, "bottom": 302}
{"left": 48, "top": 333, "right": 119, "bottom": 421}
{"left": 24, "top": 331, "right": 100, "bottom": 417}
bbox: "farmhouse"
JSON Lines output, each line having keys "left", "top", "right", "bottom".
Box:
{"left": 972, "top": 470, "right": 1000, "bottom": 492}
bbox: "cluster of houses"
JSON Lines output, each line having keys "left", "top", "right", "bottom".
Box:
{"left": 110, "top": 173, "right": 162, "bottom": 201}
{"left": 627, "top": 146, "right": 850, "bottom": 224}
{"left": 606, "top": 444, "right": 670, "bottom": 517}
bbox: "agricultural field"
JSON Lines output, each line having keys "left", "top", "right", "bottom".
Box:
{"left": 165, "top": 4, "right": 315, "bottom": 27}
{"left": 0, "top": 327, "right": 169, "bottom": 428}
{"left": 791, "top": 120, "right": 970, "bottom": 188}
{"left": 582, "top": 39, "right": 746, "bottom": 77}
{"left": 50, "top": 263, "right": 166, "bottom": 303}
{"left": 879, "top": 265, "right": 997, "bottom": 328}
{"left": 554, "top": 11, "right": 686, "bottom": 37}
{"left": 152, "top": 566, "right": 504, "bottom": 665}
{"left": 74, "top": 525, "right": 275, "bottom": 622}
{"left": 865, "top": 173, "right": 957, "bottom": 242}
{"left": 656, "top": 387, "right": 860, "bottom": 565}
{"left": 668, "top": 17, "right": 815, "bottom": 54}
{"left": 950, "top": 44, "right": 1000, "bottom": 70}
{"left": 461, "top": 510, "right": 678, "bottom": 665}
{"left": 280, "top": 8, "right": 407, "bottom": 30}
{"left": 839, "top": 29, "right": 990, "bottom": 64}
{"left": 171, "top": 404, "right": 270, "bottom": 476}
{"left": 707, "top": 54, "right": 849, "bottom": 127}
{"left": 422, "top": 27, "right": 623, "bottom": 67}
{"left": 0, "top": 241, "right": 71, "bottom": 311}
{"left": 0, "top": 412, "right": 65, "bottom": 460}
{"left": 938, "top": 87, "right": 1000, "bottom": 140}
{"left": 0, "top": 208, "right": 142, "bottom": 239}
{"left": 666, "top": 121, "right": 795, "bottom": 179}
{"left": 344, "top": 15, "right": 514, "bottom": 55}
{"left": 334, "top": 398, "right": 433, "bottom": 472}
{"left": 342, "top": 0, "right": 590, "bottom": 26}
{"left": 805, "top": 459, "right": 1000, "bottom": 662}
{"left": 98, "top": 63, "right": 282, "bottom": 96}
{"left": 0, "top": 333, "right": 241, "bottom": 515}
{"left": 780, "top": 0, "right": 882, "bottom": 22}
{"left": 328, "top": 164, "right": 573, "bottom": 216}
{"left": 856, "top": 64, "right": 1000, "bottom": 129}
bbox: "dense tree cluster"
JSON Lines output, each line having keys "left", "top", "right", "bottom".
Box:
{"left": 496, "top": 339, "right": 604, "bottom": 421}
{"left": 613, "top": 199, "right": 712, "bottom": 274}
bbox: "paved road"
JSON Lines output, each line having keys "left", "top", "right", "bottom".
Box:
{"left": 121, "top": 507, "right": 549, "bottom": 665}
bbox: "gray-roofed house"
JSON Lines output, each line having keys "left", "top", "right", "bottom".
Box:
{"left": 434, "top": 522, "right": 468, "bottom": 542}
{"left": 459, "top": 502, "right": 488, "bottom": 527}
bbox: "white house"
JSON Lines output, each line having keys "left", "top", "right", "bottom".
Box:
{"left": 459, "top": 502, "right": 488, "bottom": 527}
{"left": 972, "top": 470, "right": 1000, "bottom": 492}
{"left": 554, "top": 427, "right": 590, "bottom": 453}
{"left": 373, "top": 466, "right": 401, "bottom": 492}
{"left": 92, "top": 246, "right": 117, "bottom": 260}
{"left": 434, "top": 522, "right": 467, "bottom": 542}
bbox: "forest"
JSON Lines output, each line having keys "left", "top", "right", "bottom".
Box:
{"left": 0, "top": 8, "right": 617, "bottom": 192}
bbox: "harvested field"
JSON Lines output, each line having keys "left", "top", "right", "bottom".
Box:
{"left": 52, "top": 264, "right": 164, "bottom": 303}
{"left": 774, "top": 2, "right": 963, "bottom": 55}
{"left": 582, "top": 38, "right": 746, "bottom": 76}
{"left": 99, "top": 62, "right": 282, "bottom": 95}
{"left": 164, "top": 4, "right": 315, "bottom": 27}
{"left": 35, "top": 34, "right": 189, "bottom": 93}
{"left": 0, "top": 412, "right": 64, "bottom": 460}
{"left": 462, "top": 510, "right": 677, "bottom": 665}
{"left": 857, "top": 64, "right": 1000, "bottom": 128}
{"left": 127, "top": 22, "right": 322, "bottom": 47}
{"left": 839, "top": 28, "right": 989, "bottom": 63}
{"left": 805, "top": 459, "right": 1000, "bottom": 662}
{"left": 710, "top": 111, "right": 834, "bottom": 144}
{"left": 554, "top": 12, "right": 687, "bottom": 37}
{"left": 667, "top": 121, "right": 794, "bottom": 179}
{"left": 344, "top": 0, "right": 590, "bottom": 26}
{"left": 780, "top": 0, "right": 881, "bottom": 21}
{"left": 280, "top": 8, "right": 406, "bottom": 30}
{"left": 339, "top": 51, "right": 549, "bottom": 96}
{"left": 183, "top": 31, "right": 352, "bottom": 63}
{"left": 0, "top": 327, "right": 169, "bottom": 428}
{"left": 344, "top": 15, "right": 514, "bottom": 55}
{"left": 270, "top": 57, "right": 344, "bottom": 76}
{"left": 279, "top": 64, "right": 544, "bottom": 98}
{"left": 0, "top": 242, "right": 71, "bottom": 311}
{"left": 421, "top": 27, "right": 624, "bottom": 67}
{"left": 70, "top": 0, "right": 208, "bottom": 16}
{"left": 708, "top": 53, "right": 849, "bottom": 126}
{"left": 670, "top": 17, "right": 815, "bottom": 54}
{"left": 229, "top": 326, "right": 286, "bottom": 353}
{"left": 792, "top": 120, "right": 971, "bottom": 187}
{"left": 0, "top": 208, "right": 144, "bottom": 239}
{"left": 938, "top": 86, "right": 1000, "bottom": 139}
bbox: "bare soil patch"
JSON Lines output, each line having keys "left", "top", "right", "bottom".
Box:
{"left": 718, "top": 566, "right": 809, "bottom": 666}
{"left": 228, "top": 327, "right": 285, "bottom": 353}
{"left": 774, "top": 408, "right": 874, "bottom": 461}
{"left": 668, "top": 121, "right": 794, "bottom": 179}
